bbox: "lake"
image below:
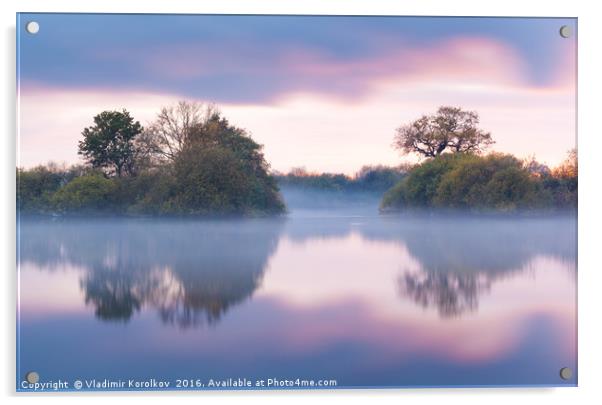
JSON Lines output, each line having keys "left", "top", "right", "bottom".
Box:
{"left": 17, "top": 204, "right": 577, "bottom": 390}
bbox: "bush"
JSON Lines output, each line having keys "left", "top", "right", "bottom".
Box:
{"left": 544, "top": 149, "right": 577, "bottom": 208}
{"left": 381, "top": 155, "right": 459, "bottom": 209}
{"left": 381, "top": 153, "right": 552, "bottom": 213}
{"left": 121, "top": 171, "right": 177, "bottom": 215}
{"left": 167, "top": 145, "right": 284, "bottom": 215}
{"left": 51, "top": 174, "right": 118, "bottom": 213}
{"left": 17, "top": 108, "right": 286, "bottom": 217}
{"left": 543, "top": 177, "right": 577, "bottom": 208}
{"left": 17, "top": 166, "right": 63, "bottom": 213}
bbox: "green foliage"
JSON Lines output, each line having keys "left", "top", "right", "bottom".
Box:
{"left": 17, "top": 166, "right": 63, "bottom": 213}
{"left": 433, "top": 154, "right": 545, "bottom": 210}
{"left": 78, "top": 110, "right": 143, "bottom": 177}
{"left": 167, "top": 145, "right": 283, "bottom": 215}
{"left": 18, "top": 105, "right": 285, "bottom": 217}
{"left": 355, "top": 165, "right": 408, "bottom": 192}
{"left": 18, "top": 104, "right": 577, "bottom": 217}
{"left": 542, "top": 176, "right": 577, "bottom": 208}
{"left": 118, "top": 171, "right": 176, "bottom": 215}
{"left": 153, "top": 112, "right": 285, "bottom": 215}
{"left": 17, "top": 164, "right": 88, "bottom": 214}
{"left": 381, "top": 153, "right": 570, "bottom": 213}
{"left": 51, "top": 174, "right": 118, "bottom": 213}
{"left": 544, "top": 149, "right": 578, "bottom": 208}
{"left": 135, "top": 107, "right": 285, "bottom": 216}
{"left": 388, "top": 156, "right": 459, "bottom": 207}
{"left": 394, "top": 106, "right": 494, "bottom": 158}
{"left": 276, "top": 165, "right": 406, "bottom": 193}
{"left": 277, "top": 170, "right": 352, "bottom": 191}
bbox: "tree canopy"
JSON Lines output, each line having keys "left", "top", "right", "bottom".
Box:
{"left": 141, "top": 101, "right": 218, "bottom": 163}
{"left": 394, "top": 106, "right": 494, "bottom": 158}
{"left": 78, "top": 110, "right": 143, "bottom": 177}
{"left": 145, "top": 103, "right": 285, "bottom": 215}
{"left": 17, "top": 103, "right": 576, "bottom": 216}
{"left": 23, "top": 102, "right": 285, "bottom": 216}
{"left": 381, "top": 152, "right": 577, "bottom": 212}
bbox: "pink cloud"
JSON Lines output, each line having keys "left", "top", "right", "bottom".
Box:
{"left": 17, "top": 34, "right": 576, "bottom": 173}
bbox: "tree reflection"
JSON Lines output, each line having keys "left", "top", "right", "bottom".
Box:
{"left": 278, "top": 213, "right": 575, "bottom": 318}
{"left": 151, "top": 263, "right": 268, "bottom": 328}
{"left": 81, "top": 269, "right": 145, "bottom": 321}
{"left": 398, "top": 271, "right": 491, "bottom": 318}
{"left": 19, "top": 212, "right": 576, "bottom": 323}
{"left": 20, "top": 218, "right": 283, "bottom": 328}
{"left": 386, "top": 215, "right": 576, "bottom": 318}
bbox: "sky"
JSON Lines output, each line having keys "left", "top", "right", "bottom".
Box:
{"left": 17, "top": 14, "right": 577, "bottom": 174}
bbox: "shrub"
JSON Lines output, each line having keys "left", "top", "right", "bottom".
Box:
{"left": 51, "top": 174, "right": 118, "bottom": 213}
{"left": 381, "top": 154, "right": 461, "bottom": 209}
{"left": 168, "top": 145, "right": 284, "bottom": 215}
{"left": 381, "top": 153, "right": 551, "bottom": 212}
{"left": 122, "top": 171, "right": 177, "bottom": 215}
{"left": 17, "top": 166, "right": 64, "bottom": 213}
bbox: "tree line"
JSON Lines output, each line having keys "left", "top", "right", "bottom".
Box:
{"left": 17, "top": 104, "right": 577, "bottom": 216}
{"left": 275, "top": 165, "right": 408, "bottom": 194}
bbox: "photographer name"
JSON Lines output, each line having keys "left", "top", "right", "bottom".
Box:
{"left": 84, "top": 378, "right": 171, "bottom": 389}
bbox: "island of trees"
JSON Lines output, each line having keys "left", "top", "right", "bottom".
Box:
{"left": 380, "top": 106, "right": 577, "bottom": 212}
{"left": 17, "top": 103, "right": 577, "bottom": 216}
{"left": 18, "top": 102, "right": 285, "bottom": 216}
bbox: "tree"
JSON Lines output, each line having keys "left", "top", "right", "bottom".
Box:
{"left": 138, "top": 102, "right": 284, "bottom": 215}
{"left": 17, "top": 163, "right": 90, "bottom": 213}
{"left": 165, "top": 113, "right": 285, "bottom": 214}
{"left": 523, "top": 155, "right": 551, "bottom": 178}
{"left": 399, "top": 271, "right": 489, "bottom": 318}
{"left": 545, "top": 149, "right": 577, "bottom": 208}
{"left": 78, "top": 110, "right": 143, "bottom": 177}
{"left": 355, "top": 165, "right": 407, "bottom": 192}
{"left": 553, "top": 148, "right": 578, "bottom": 179}
{"left": 142, "top": 101, "right": 218, "bottom": 162}
{"left": 394, "top": 106, "right": 494, "bottom": 158}
{"left": 20, "top": 102, "right": 286, "bottom": 216}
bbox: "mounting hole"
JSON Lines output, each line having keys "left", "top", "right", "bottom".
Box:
{"left": 559, "top": 367, "right": 573, "bottom": 380}
{"left": 559, "top": 25, "right": 572, "bottom": 39}
{"left": 25, "top": 371, "right": 39, "bottom": 384}
{"left": 26, "top": 21, "right": 39, "bottom": 35}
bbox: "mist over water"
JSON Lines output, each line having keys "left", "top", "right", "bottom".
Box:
{"left": 17, "top": 189, "right": 577, "bottom": 388}
{"left": 279, "top": 187, "right": 383, "bottom": 218}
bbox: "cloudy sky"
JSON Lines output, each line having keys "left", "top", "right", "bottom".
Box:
{"left": 18, "top": 14, "right": 576, "bottom": 174}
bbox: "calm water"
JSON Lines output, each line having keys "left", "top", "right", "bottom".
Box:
{"left": 17, "top": 207, "right": 577, "bottom": 390}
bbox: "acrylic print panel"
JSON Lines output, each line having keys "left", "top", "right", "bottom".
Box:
{"left": 16, "top": 13, "right": 577, "bottom": 392}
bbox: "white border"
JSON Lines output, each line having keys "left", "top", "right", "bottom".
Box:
{"left": 3, "top": 1, "right": 601, "bottom": 404}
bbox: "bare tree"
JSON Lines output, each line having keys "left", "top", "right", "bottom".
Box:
{"left": 394, "top": 106, "right": 494, "bottom": 158}
{"left": 553, "top": 148, "right": 578, "bottom": 179}
{"left": 142, "top": 101, "right": 219, "bottom": 162}
{"left": 523, "top": 155, "right": 551, "bottom": 178}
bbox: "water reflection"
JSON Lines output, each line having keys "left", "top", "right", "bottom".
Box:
{"left": 388, "top": 217, "right": 576, "bottom": 317}
{"left": 19, "top": 214, "right": 576, "bottom": 325}
{"left": 281, "top": 214, "right": 576, "bottom": 317}
{"left": 398, "top": 272, "right": 490, "bottom": 317}
{"left": 18, "top": 213, "right": 577, "bottom": 387}
{"left": 19, "top": 218, "right": 283, "bottom": 327}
